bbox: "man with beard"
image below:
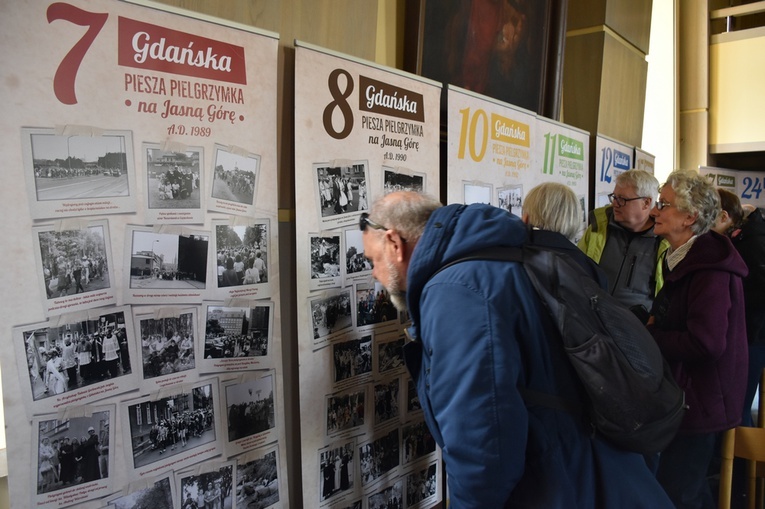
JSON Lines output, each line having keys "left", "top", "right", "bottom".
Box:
{"left": 360, "top": 191, "right": 673, "bottom": 508}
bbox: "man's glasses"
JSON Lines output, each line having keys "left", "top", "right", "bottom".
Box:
{"left": 359, "top": 212, "right": 406, "bottom": 242}
{"left": 655, "top": 200, "right": 674, "bottom": 211}
{"left": 608, "top": 193, "right": 646, "bottom": 207}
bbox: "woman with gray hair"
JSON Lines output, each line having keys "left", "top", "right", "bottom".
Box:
{"left": 647, "top": 169, "right": 748, "bottom": 509}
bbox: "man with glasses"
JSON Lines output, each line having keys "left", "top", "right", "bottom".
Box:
{"left": 579, "top": 169, "right": 670, "bottom": 315}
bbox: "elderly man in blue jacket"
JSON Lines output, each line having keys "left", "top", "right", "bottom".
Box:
{"left": 361, "top": 191, "right": 673, "bottom": 508}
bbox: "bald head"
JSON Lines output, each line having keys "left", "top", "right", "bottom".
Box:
{"left": 369, "top": 191, "right": 442, "bottom": 245}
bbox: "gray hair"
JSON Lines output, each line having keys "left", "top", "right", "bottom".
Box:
{"left": 369, "top": 191, "right": 443, "bottom": 242}
{"left": 662, "top": 169, "right": 720, "bottom": 235}
{"left": 523, "top": 182, "right": 580, "bottom": 241}
{"left": 616, "top": 170, "right": 660, "bottom": 205}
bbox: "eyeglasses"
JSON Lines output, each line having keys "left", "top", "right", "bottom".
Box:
{"left": 359, "top": 212, "right": 407, "bottom": 243}
{"left": 608, "top": 193, "right": 646, "bottom": 207}
{"left": 655, "top": 200, "right": 674, "bottom": 211}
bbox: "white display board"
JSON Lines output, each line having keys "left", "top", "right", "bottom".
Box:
{"left": 0, "top": 1, "right": 288, "bottom": 507}
{"left": 294, "top": 42, "right": 443, "bottom": 509}
{"left": 594, "top": 134, "right": 634, "bottom": 207}
{"left": 699, "top": 166, "right": 765, "bottom": 209}
{"left": 634, "top": 147, "right": 656, "bottom": 175}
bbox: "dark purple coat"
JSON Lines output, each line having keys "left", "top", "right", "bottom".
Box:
{"left": 649, "top": 231, "right": 748, "bottom": 433}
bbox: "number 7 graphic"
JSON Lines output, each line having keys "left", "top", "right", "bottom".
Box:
{"left": 47, "top": 3, "right": 108, "bottom": 105}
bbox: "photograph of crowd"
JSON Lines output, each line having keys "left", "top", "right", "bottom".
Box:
{"left": 359, "top": 428, "right": 400, "bottom": 487}
{"left": 127, "top": 384, "right": 217, "bottom": 468}
{"left": 383, "top": 168, "right": 424, "bottom": 194}
{"left": 356, "top": 282, "right": 397, "bottom": 327}
{"left": 310, "top": 235, "right": 340, "bottom": 279}
{"left": 402, "top": 420, "right": 436, "bottom": 465}
{"left": 332, "top": 334, "right": 372, "bottom": 384}
{"left": 373, "top": 378, "right": 400, "bottom": 426}
{"left": 311, "top": 291, "right": 353, "bottom": 341}
{"left": 377, "top": 336, "right": 404, "bottom": 374}
{"left": 344, "top": 228, "right": 372, "bottom": 275}
{"left": 215, "top": 222, "right": 269, "bottom": 287}
{"left": 498, "top": 185, "right": 523, "bottom": 217}
{"left": 319, "top": 441, "right": 354, "bottom": 502}
{"left": 211, "top": 148, "right": 258, "bottom": 205}
{"left": 107, "top": 476, "right": 173, "bottom": 509}
{"left": 138, "top": 312, "right": 196, "bottom": 379}
{"left": 38, "top": 225, "right": 110, "bottom": 300}
{"left": 179, "top": 463, "right": 234, "bottom": 509}
{"left": 23, "top": 311, "right": 132, "bottom": 400}
{"left": 464, "top": 182, "right": 492, "bottom": 205}
{"left": 367, "top": 479, "right": 403, "bottom": 509}
{"left": 26, "top": 129, "right": 131, "bottom": 201}
{"left": 235, "top": 450, "right": 279, "bottom": 509}
{"left": 205, "top": 305, "right": 270, "bottom": 359}
{"left": 129, "top": 230, "right": 209, "bottom": 289}
{"left": 146, "top": 147, "right": 201, "bottom": 209}
{"left": 36, "top": 411, "right": 111, "bottom": 494}
{"left": 225, "top": 375, "right": 275, "bottom": 442}
{"left": 316, "top": 162, "right": 369, "bottom": 217}
{"left": 326, "top": 389, "right": 366, "bottom": 435}
{"left": 406, "top": 463, "right": 438, "bottom": 507}
{"left": 407, "top": 380, "right": 422, "bottom": 414}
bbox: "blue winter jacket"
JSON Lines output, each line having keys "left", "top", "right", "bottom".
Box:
{"left": 403, "top": 203, "right": 674, "bottom": 508}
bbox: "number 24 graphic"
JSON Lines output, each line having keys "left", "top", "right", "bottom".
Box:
{"left": 47, "top": 3, "right": 108, "bottom": 105}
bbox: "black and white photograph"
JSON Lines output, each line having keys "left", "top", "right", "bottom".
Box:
{"left": 224, "top": 373, "right": 276, "bottom": 443}
{"left": 356, "top": 281, "right": 397, "bottom": 328}
{"left": 21, "top": 127, "right": 136, "bottom": 219}
{"left": 204, "top": 303, "right": 272, "bottom": 365}
{"left": 235, "top": 448, "right": 280, "bottom": 509}
{"left": 402, "top": 420, "right": 436, "bottom": 466}
{"left": 145, "top": 145, "right": 203, "bottom": 223}
{"left": 210, "top": 145, "right": 259, "bottom": 207}
{"left": 212, "top": 218, "right": 273, "bottom": 300}
{"left": 310, "top": 289, "right": 353, "bottom": 346}
{"left": 310, "top": 234, "right": 341, "bottom": 283}
{"left": 359, "top": 428, "right": 400, "bottom": 487}
{"left": 177, "top": 461, "right": 235, "bottom": 509}
{"left": 326, "top": 388, "right": 366, "bottom": 436}
{"left": 405, "top": 462, "right": 438, "bottom": 508}
{"left": 344, "top": 227, "right": 373, "bottom": 280}
{"left": 15, "top": 307, "right": 137, "bottom": 415}
{"left": 332, "top": 333, "right": 373, "bottom": 385}
{"left": 406, "top": 379, "right": 422, "bottom": 415}
{"left": 32, "top": 406, "right": 114, "bottom": 509}
{"left": 498, "top": 184, "right": 523, "bottom": 217}
{"left": 318, "top": 440, "right": 355, "bottom": 503}
{"left": 373, "top": 378, "right": 400, "bottom": 427}
{"left": 463, "top": 181, "right": 493, "bottom": 205}
{"left": 367, "top": 478, "right": 403, "bottom": 509}
{"left": 376, "top": 333, "right": 405, "bottom": 376}
{"left": 314, "top": 161, "right": 370, "bottom": 229}
{"left": 137, "top": 309, "right": 197, "bottom": 382}
{"left": 124, "top": 381, "right": 220, "bottom": 474}
{"left": 128, "top": 230, "right": 209, "bottom": 290}
{"left": 383, "top": 167, "right": 425, "bottom": 194}
{"left": 104, "top": 474, "right": 174, "bottom": 509}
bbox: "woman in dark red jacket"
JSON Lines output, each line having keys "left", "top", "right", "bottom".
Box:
{"left": 648, "top": 169, "right": 748, "bottom": 509}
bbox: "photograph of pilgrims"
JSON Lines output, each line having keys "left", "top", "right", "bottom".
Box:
{"left": 326, "top": 388, "right": 366, "bottom": 436}
{"left": 359, "top": 428, "right": 400, "bottom": 487}
{"left": 332, "top": 333, "right": 373, "bottom": 384}
{"left": 367, "top": 477, "right": 403, "bottom": 509}
{"left": 498, "top": 184, "right": 523, "bottom": 217}
{"left": 235, "top": 449, "right": 280, "bottom": 508}
{"left": 178, "top": 462, "right": 234, "bottom": 509}
{"left": 38, "top": 224, "right": 110, "bottom": 300}
{"left": 402, "top": 420, "right": 437, "bottom": 465}
{"left": 376, "top": 333, "right": 405, "bottom": 375}
{"left": 356, "top": 281, "right": 397, "bottom": 328}
{"left": 21, "top": 309, "right": 133, "bottom": 401}
{"left": 211, "top": 146, "right": 259, "bottom": 206}
{"left": 145, "top": 146, "right": 202, "bottom": 208}
{"left": 406, "top": 379, "right": 422, "bottom": 414}
{"left": 344, "top": 228, "right": 373, "bottom": 278}
{"left": 138, "top": 311, "right": 196, "bottom": 379}
{"left": 215, "top": 221, "right": 269, "bottom": 288}
{"left": 310, "top": 289, "right": 353, "bottom": 343}
{"left": 105, "top": 474, "right": 174, "bottom": 509}
{"left": 382, "top": 167, "right": 425, "bottom": 194}
{"left": 225, "top": 374, "right": 275, "bottom": 442}
{"left": 126, "top": 383, "right": 217, "bottom": 468}
{"left": 318, "top": 440, "right": 354, "bottom": 502}
{"left": 463, "top": 181, "right": 493, "bottom": 205}
{"left": 315, "top": 161, "right": 370, "bottom": 219}
{"left": 35, "top": 410, "right": 112, "bottom": 495}
{"left": 24, "top": 128, "right": 131, "bottom": 201}
{"left": 373, "top": 378, "right": 401, "bottom": 427}
{"left": 205, "top": 304, "right": 271, "bottom": 360}
{"left": 309, "top": 234, "right": 341, "bottom": 290}
{"left": 405, "top": 463, "right": 438, "bottom": 508}
{"left": 129, "top": 230, "right": 209, "bottom": 289}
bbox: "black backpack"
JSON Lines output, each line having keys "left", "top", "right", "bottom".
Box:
{"left": 434, "top": 244, "right": 686, "bottom": 454}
